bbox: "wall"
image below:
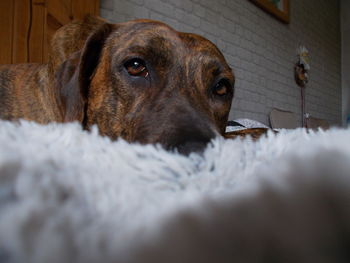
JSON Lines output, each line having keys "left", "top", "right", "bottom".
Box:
{"left": 342, "top": 0, "right": 350, "bottom": 126}
{"left": 100, "top": 0, "right": 342, "bottom": 126}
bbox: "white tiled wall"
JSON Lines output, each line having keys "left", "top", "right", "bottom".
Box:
{"left": 100, "top": 0, "right": 342, "bottom": 126}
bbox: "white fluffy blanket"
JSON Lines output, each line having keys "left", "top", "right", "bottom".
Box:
{"left": 1, "top": 120, "right": 350, "bottom": 263}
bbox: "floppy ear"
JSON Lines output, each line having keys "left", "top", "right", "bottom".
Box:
{"left": 49, "top": 15, "right": 108, "bottom": 75}
{"left": 55, "top": 22, "right": 114, "bottom": 124}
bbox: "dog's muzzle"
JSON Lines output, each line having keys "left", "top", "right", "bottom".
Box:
{"left": 131, "top": 94, "right": 221, "bottom": 155}
{"left": 165, "top": 124, "right": 217, "bottom": 155}
{"left": 175, "top": 139, "right": 213, "bottom": 155}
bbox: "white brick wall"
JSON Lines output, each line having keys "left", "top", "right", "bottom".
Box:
{"left": 342, "top": 0, "right": 350, "bottom": 125}
{"left": 100, "top": 0, "right": 342, "bottom": 126}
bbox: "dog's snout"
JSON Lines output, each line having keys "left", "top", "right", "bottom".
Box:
{"left": 167, "top": 126, "right": 217, "bottom": 155}
{"left": 175, "top": 139, "right": 212, "bottom": 155}
{"left": 146, "top": 98, "right": 220, "bottom": 155}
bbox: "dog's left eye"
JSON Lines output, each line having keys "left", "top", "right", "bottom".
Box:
{"left": 213, "top": 79, "right": 231, "bottom": 97}
{"left": 124, "top": 58, "right": 149, "bottom": 78}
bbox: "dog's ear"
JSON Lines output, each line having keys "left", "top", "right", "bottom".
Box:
{"left": 49, "top": 15, "right": 108, "bottom": 75}
{"left": 55, "top": 22, "right": 114, "bottom": 123}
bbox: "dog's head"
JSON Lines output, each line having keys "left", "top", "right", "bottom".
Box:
{"left": 53, "top": 16, "right": 234, "bottom": 154}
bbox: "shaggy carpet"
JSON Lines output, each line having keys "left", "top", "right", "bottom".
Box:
{"left": 0, "top": 120, "right": 350, "bottom": 263}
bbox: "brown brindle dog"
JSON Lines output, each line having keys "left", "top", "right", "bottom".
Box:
{"left": 0, "top": 15, "right": 235, "bottom": 154}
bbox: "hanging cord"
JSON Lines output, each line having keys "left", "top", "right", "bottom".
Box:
{"left": 301, "top": 87, "right": 306, "bottom": 128}
{"left": 294, "top": 63, "right": 307, "bottom": 128}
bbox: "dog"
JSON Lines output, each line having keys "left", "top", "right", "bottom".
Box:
{"left": 0, "top": 15, "right": 234, "bottom": 154}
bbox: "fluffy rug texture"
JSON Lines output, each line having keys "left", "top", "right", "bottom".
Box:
{"left": 0, "top": 120, "right": 350, "bottom": 263}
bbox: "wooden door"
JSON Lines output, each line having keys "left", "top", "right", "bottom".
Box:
{"left": 0, "top": 0, "right": 99, "bottom": 64}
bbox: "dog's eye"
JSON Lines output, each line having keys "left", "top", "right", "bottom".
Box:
{"left": 124, "top": 58, "right": 149, "bottom": 78}
{"left": 213, "top": 79, "right": 231, "bottom": 97}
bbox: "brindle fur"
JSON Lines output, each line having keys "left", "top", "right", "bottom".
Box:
{"left": 0, "top": 15, "right": 235, "bottom": 154}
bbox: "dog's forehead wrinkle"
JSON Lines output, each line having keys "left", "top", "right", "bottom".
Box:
{"left": 179, "top": 32, "right": 233, "bottom": 75}
{"left": 181, "top": 48, "right": 231, "bottom": 79}
{"left": 112, "top": 20, "right": 180, "bottom": 43}
{"left": 125, "top": 37, "right": 175, "bottom": 59}
{"left": 108, "top": 28, "right": 184, "bottom": 69}
{"left": 179, "top": 32, "right": 220, "bottom": 53}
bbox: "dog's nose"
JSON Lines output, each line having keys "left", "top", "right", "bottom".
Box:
{"left": 175, "top": 139, "right": 211, "bottom": 155}
{"left": 168, "top": 127, "right": 216, "bottom": 155}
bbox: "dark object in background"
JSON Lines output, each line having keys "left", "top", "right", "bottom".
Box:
{"left": 224, "top": 128, "right": 271, "bottom": 140}
{"left": 225, "top": 119, "right": 271, "bottom": 140}
{"left": 227, "top": 120, "right": 245, "bottom": 127}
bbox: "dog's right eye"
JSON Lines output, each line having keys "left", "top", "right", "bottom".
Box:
{"left": 124, "top": 58, "right": 149, "bottom": 78}
{"left": 212, "top": 79, "right": 232, "bottom": 98}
